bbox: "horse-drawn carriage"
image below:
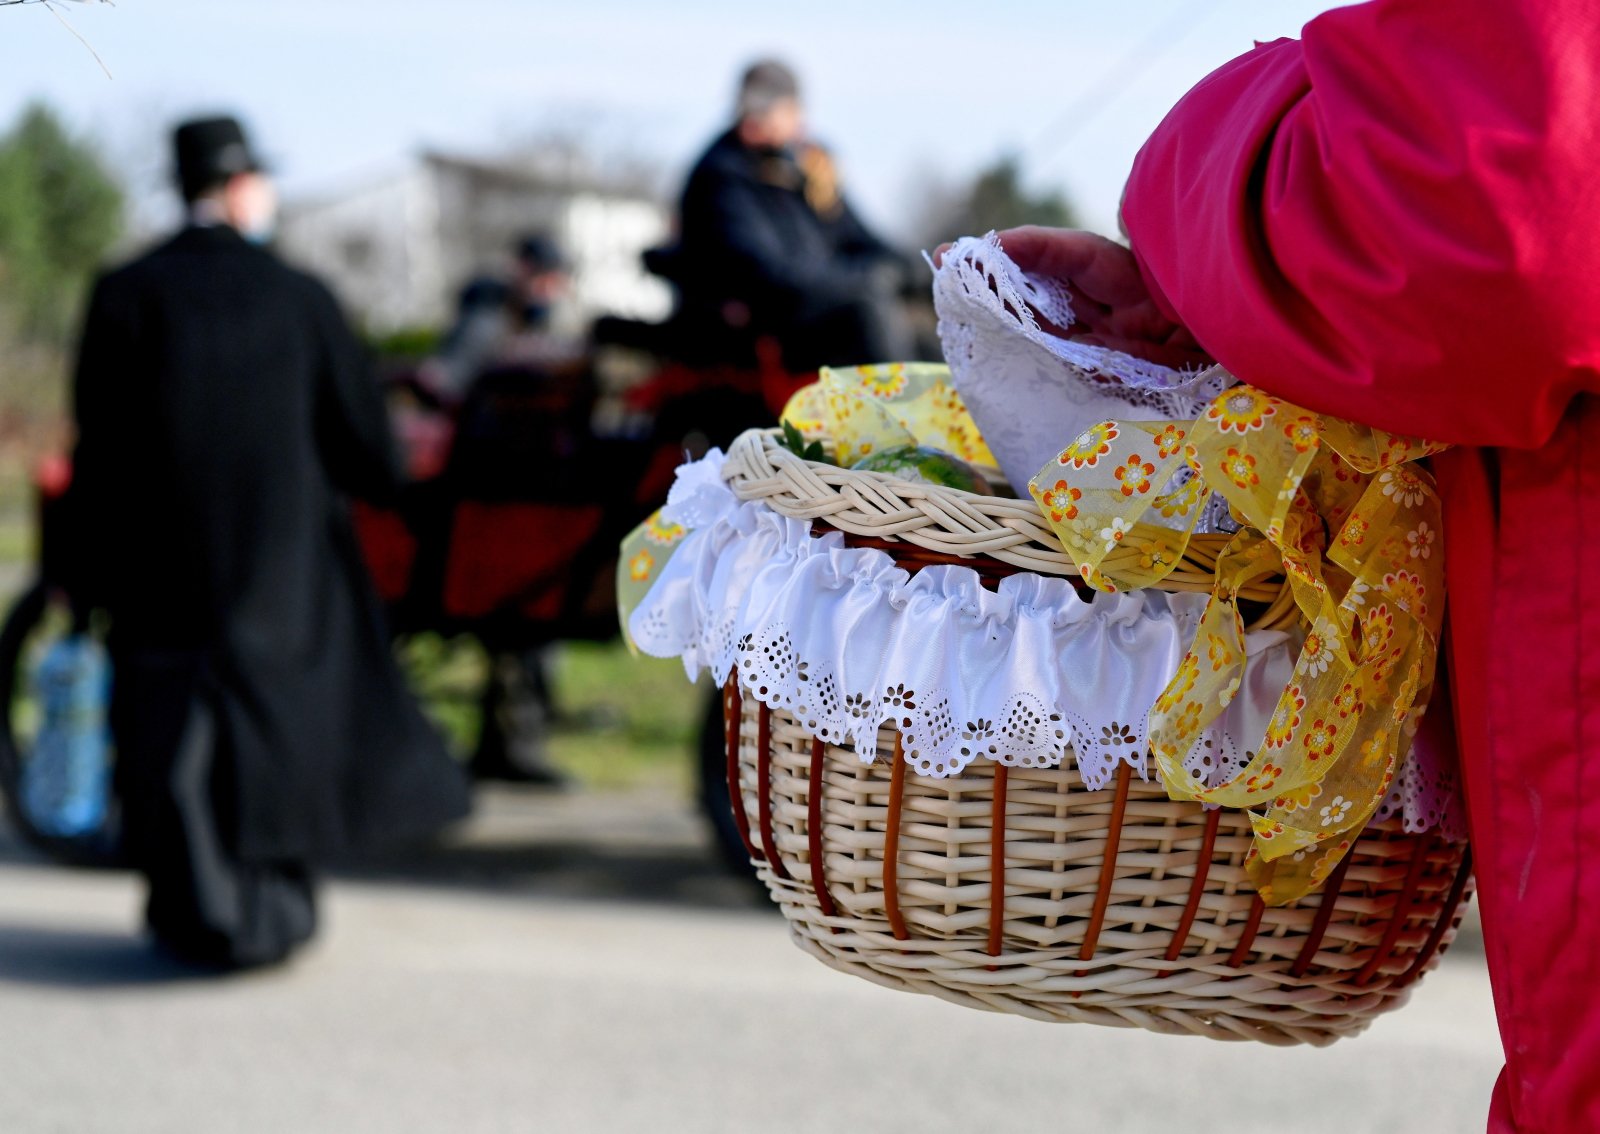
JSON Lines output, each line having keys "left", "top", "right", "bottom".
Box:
{"left": 0, "top": 327, "right": 808, "bottom": 873}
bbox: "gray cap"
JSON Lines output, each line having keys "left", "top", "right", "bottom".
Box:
{"left": 736, "top": 59, "right": 801, "bottom": 119}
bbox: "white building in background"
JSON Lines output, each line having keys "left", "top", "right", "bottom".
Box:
{"left": 277, "top": 150, "right": 673, "bottom": 336}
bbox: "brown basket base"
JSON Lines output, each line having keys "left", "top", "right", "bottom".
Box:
{"left": 729, "top": 686, "right": 1473, "bottom": 1046}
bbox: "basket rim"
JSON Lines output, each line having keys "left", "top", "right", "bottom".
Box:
{"left": 720, "top": 428, "right": 1291, "bottom": 615}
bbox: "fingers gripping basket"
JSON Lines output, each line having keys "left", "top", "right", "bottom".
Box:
{"left": 714, "top": 429, "right": 1473, "bottom": 1047}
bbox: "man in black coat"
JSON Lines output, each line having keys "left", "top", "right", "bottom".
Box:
{"left": 61, "top": 116, "right": 471, "bottom": 968}
{"left": 674, "top": 60, "right": 914, "bottom": 371}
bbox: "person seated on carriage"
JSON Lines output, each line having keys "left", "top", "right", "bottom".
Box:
{"left": 425, "top": 232, "right": 582, "bottom": 401}
{"left": 407, "top": 235, "right": 592, "bottom": 787}
{"left": 666, "top": 58, "right": 916, "bottom": 371}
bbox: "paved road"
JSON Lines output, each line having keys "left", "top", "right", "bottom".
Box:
{"left": 0, "top": 790, "right": 1501, "bottom": 1134}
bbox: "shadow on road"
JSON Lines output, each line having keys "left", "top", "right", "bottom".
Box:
{"left": 334, "top": 833, "right": 768, "bottom": 914}
{"left": 0, "top": 925, "right": 224, "bottom": 989}
{"left": 324, "top": 783, "right": 769, "bottom": 913}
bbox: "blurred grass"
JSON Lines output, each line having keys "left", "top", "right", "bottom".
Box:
{"left": 399, "top": 633, "right": 702, "bottom": 796}
{"left": 0, "top": 466, "right": 34, "bottom": 607}
{"left": 0, "top": 447, "right": 698, "bottom": 797}
{"left": 545, "top": 643, "right": 703, "bottom": 795}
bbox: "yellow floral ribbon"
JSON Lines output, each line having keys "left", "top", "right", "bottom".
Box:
{"left": 616, "top": 508, "right": 688, "bottom": 654}
{"left": 620, "top": 363, "right": 994, "bottom": 652}
{"left": 1029, "top": 385, "right": 1449, "bottom": 903}
{"left": 782, "top": 362, "right": 996, "bottom": 469}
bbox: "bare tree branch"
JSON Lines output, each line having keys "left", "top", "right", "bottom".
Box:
{"left": 2, "top": 0, "right": 114, "bottom": 79}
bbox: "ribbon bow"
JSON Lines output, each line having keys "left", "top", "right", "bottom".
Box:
{"left": 1030, "top": 383, "right": 1449, "bottom": 903}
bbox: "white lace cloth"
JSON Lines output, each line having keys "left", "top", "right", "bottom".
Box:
{"left": 632, "top": 454, "right": 1464, "bottom": 837}
{"left": 932, "top": 233, "right": 1236, "bottom": 534}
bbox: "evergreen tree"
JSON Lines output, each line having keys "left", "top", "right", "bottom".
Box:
{"left": 921, "top": 155, "right": 1078, "bottom": 248}
{"left": 0, "top": 103, "right": 124, "bottom": 343}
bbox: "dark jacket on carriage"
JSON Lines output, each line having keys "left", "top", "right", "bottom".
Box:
{"left": 671, "top": 129, "right": 912, "bottom": 369}
{"left": 62, "top": 224, "right": 470, "bottom": 964}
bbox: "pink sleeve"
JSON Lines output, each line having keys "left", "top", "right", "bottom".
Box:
{"left": 1121, "top": 1, "right": 1600, "bottom": 448}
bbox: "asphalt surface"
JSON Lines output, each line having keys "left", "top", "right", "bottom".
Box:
{"left": 0, "top": 788, "right": 1503, "bottom": 1134}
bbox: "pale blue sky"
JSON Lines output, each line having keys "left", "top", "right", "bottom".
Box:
{"left": 0, "top": 0, "right": 1347, "bottom": 241}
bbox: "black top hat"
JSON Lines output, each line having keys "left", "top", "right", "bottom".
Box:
{"left": 173, "top": 116, "right": 265, "bottom": 200}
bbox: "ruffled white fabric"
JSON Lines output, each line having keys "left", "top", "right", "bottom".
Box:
{"left": 932, "top": 233, "right": 1235, "bottom": 534}
{"left": 638, "top": 454, "right": 1294, "bottom": 786}
{"left": 637, "top": 454, "right": 1464, "bottom": 833}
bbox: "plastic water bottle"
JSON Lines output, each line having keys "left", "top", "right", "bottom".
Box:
{"left": 20, "top": 636, "right": 111, "bottom": 839}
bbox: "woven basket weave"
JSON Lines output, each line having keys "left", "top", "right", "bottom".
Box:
{"left": 726, "top": 688, "right": 1472, "bottom": 1046}
{"left": 714, "top": 429, "right": 1473, "bottom": 1045}
{"left": 721, "top": 428, "right": 1294, "bottom": 621}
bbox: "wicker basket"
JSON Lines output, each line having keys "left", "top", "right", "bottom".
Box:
{"left": 716, "top": 429, "right": 1473, "bottom": 1045}
{"left": 721, "top": 428, "right": 1298, "bottom": 626}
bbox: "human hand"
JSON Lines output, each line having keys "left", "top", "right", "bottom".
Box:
{"left": 932, "top": 227, "right": 1212, "bottom": 370}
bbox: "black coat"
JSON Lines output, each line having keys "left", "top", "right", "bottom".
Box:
{"left": 63, "top": 225, "right": 470, "bottom": 865}
{"left": 676, "top": 129, "right": 897, "bottom": 326}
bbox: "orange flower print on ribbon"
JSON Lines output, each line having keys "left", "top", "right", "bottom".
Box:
{"left": 1376, "top": 531, "right": 1408, "bottom": 566}
{"left": 1283, "top": 415, "right": 1320, "bottom": 453}
{"left": 860, "top": 363, "right": 908, "bottom": 398}
{"left": 1220, "top": 447, "right": 1260, "bottom": 491}
{"left": 1039, "top": 480, "right": 1081, "bottom": 523}
{"left": 1155, "top": 654, "right": 1200, "bottom": 714}
{"left": 1371, "top": 643, "right": 1407, "bottom": 685}
{"left": 1275, "top": 781, "right": 1322, "bottom": 812}
{"left": 1263, "top": 685, "right": 1306, "bottom": 749}
{"left": 1155, "top": 477, "right": 1202, "bottom": 519}
{"left": 1332, "top": 680, "right": 1366, "bottom": 719}
{"left": 628, "top": 548, "right": 654, "bottom": 582}
{"left": 1294, "top": 517, "right": 1327, "bottom": 558}
{"left": 1027, "top": 380, "right": 1448, "bottom": 904}
{"left": 1382, "top": 570, "right": 1429, "bottom": 620}
{"left": 1246, "top": 762, "right": 1284, "bottom": 793}
{"left": 1205, "top": 631, "right": 1236, "bottom": 672}
{"left": 1394, "top": 668, "right": 1420, "bottom": 724}
{"left": 1384, "top": 433, "right": 1415, "bottom": 461}
{"left": 1114, "top": 452, "right": 1156, "bottom": 496}
{"left": 1206, "top": 387, "right": 1279, "bottom": 433}
{"left": 1311, "top": 837, "right": 1354, "bottom": 883}
{"left": 1362, "top": 604, "right": 1396, "bottom": 657}
{"left": 644, "top": 513, "right": 686, "bottom": 546}
{"left": 1137, "top": 539, "right": 1175, "bottom": 571}
{"left": 1172, "top": 701, "right": 1204, "bottom": 739}
{"left": 1078, "top": 562, "right": 1118, "bottom": 593}
{"left": 1302, "top": 717, "right": 1338, "bottom": 761}
{"left": 1359, "top": 728, "right": 1392, "bottom": 769}
{"left": 1154, "top": 423, "right": 1187, "bottom": 458}
{"left": 1057, "top": 421, "right": 1119, "bottom": 470}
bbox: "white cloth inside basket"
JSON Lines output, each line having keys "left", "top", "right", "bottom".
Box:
{"left": 631, "top": 455, "right": 1466, "bottom": 838}
{"left": 932, "top": 233, "right": 1234, "bottom": 534}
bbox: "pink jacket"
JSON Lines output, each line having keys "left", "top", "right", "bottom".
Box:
{"left": 1121, "top": 4, "right": 1600, "bottom": 1130}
